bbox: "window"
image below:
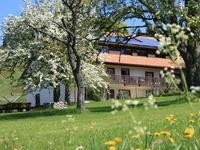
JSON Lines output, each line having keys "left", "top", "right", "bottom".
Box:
{"left": 126, "top": 49, "right": 132, "bottom": 55}
{"left": 120, "top": 49, "right": 132, "bottom": 55}
{"left": 96, "top": 45, "right": 109, "bottom": 53}
{"left": 106, "top": 68, "right": 115, "bottom": 75}
{"left": 145, "top": 72, "right": 154, "bottom": 85}
{"left": 137, "top": 50, "right": 147, "bottom": 57}
{"left": 107, "top": 89, "right": 115, "bottom": 99}
{"left": 145, "top": 72, "right": 154, "bottom": 77}
{"left": 120, "top": 49, "right": 125, "bottom": 54}
{"left": 155, "top": 53, "right": 166, "bottom": 58}
{"left": 101, "top": 46, "right": 108, "bottom": 53}
{"left": 121, "top": 69, "right": 130, "bottom": 85}
{"left": 121, "top": 68, "right": 129, "bottom": 75}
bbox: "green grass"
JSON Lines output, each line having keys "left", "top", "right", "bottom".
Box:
{"left": 0, "top": 95, "right": 199, "bottom": 150}
{"left": 0, "top": 70, "right": 25, "bottom": 104}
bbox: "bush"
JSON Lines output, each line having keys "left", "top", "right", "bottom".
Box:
{"left": 86, "top": 88, "right": 103, "bottom": 101}
{"left": 116, "top": 91, "right": 130, "bottom": 100}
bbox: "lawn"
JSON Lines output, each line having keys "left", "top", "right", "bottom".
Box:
{"left": 0, "top": 95, "right": 200, "bottom": 150}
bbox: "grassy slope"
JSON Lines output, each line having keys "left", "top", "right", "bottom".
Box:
{"left": 0, "top": 70, "right": 25, "bottom": 104}
{"left": 0, "top": 96, "right": 199, "bottom": 150}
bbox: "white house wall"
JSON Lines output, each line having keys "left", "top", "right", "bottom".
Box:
{"left": 27, "top": 87, "right": 54, "bottom": 107}
{"left": 27, "top": 65, "right": 169, "bottom": 106}
{"left": 114, "top": 67, "right": 121, "bottom": 75}
{"left": 27, "top": 84, "right": 77, "bottom": 107}
{"left": 106, "top": 64, "right": 166, "bottom": 98}
{"left": 106, "top": 64, "right": 162, "bottom": 77}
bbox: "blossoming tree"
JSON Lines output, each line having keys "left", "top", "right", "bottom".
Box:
{"left": 1, "top": 0, "right": 116, "bottom": 109}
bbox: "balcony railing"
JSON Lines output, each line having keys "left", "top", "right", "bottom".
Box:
{"left": 109, "top": 75, "right": 166, "bottom": 87}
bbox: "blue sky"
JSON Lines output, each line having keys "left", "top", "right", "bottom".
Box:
{"left": 0, "top": 0, "right": 25, "bottom": 45}
{"left": 0, "top": 1, "right": 144, "bottom": 46}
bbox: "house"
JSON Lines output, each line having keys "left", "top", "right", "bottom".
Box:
{"left": 98, "top": 35, "right": 185, "bottom": 99}
{"left": 27, "top": 35, "right": 185, "bottom": 106}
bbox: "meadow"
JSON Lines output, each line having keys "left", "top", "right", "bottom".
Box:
{"left": 0, "top": 70, "right": 25, "bottom": 104}
{"left": 0, "top": 95, "right": 200, "bottom": 150}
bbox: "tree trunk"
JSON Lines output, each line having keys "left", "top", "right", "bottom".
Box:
{"left": 184, "top": 56, "right": 200, "bottom": 88}
{"left": 73, "top": 72, "right": 85, "bottom": 109}
{"left": 65, "top": 43, "right": 85, "bottom": 109}
{"left": 179, "top": 43, "right": 200, "bottom": 89}
{"left": 63, "top": 2, "right": 85, "bottom": 109}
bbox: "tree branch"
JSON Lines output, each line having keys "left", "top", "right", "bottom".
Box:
{"left": 27, "top": 23, "right": 66, "bottom": 44}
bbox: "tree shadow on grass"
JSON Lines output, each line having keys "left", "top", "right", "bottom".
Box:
{"left": 98, "top": 96, "right": 188, "bottom": 112}
{"left": 87, "top": 106, "right": 113, "bottom": 113}
{"left": 0, "top": 104, "right": 113, "bottom": 121}
{"left": 0, "top": 97, "right": 188, "bottom": 121}
{"left": 0, "top": 107, "right": 81, "bottom": 121}
{"left": 155, "top": 98, "right": 188, "bottom": 106}
{"left": 87, "top": 98, "right": 188, "bottom": 113}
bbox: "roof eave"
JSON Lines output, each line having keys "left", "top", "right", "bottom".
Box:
{"left": 104, "top": 62, "right": 185, "bottom": 70}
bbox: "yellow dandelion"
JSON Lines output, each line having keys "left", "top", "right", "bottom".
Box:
{"left": 135, "top": 148, "right": 142, "bottom": 150}
{"left": 14, "top": 137, "right": 19, "bottom": 141}
{"left": 114, "top": 137, "right": 122, "bottom": 143}
{"left": 109, "top": 146, "right": 116, "bottom": 150}
{"left": 105, "top": 140, "right": 116, "bottom": 146}
{"left": 154, "top": 132, "right": 161, "bottom": 136}
{"left": 169, "top": 137, "right": 175, "bottom": 143}
{"left": 89, "top": 126, "right": 94, "bottom": 129}
{"left": 166, "top": 114, "right": 176, "bottom": 122}
{"left": 190, "top": 113, "right": 195, "bottom": 117}
{"left": 189, "top": 119, "right": 195, "bottom": 123}
{"left": 131, "top": 134, "right": 139, "bottom": 138}
{"left": 14, "top": 148, "right": 18, "bottom": 150}
{"left": 184, "top": 127, "right": 194, "bottom": 138}
{"left": 160, "top": 131, "right": 171, "bottom": 136}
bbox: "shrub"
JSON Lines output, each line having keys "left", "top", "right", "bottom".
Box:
{"left": 86, "top": 88, "right": 103, "bottom": 101}
{"left": 116, "top": 91, "right": 130, "bottom": 100}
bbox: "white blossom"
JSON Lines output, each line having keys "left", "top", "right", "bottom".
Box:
{"left": 1, "top": 0, "right": 109, "bottom": 94}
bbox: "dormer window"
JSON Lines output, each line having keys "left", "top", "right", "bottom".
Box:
{"left": 120, "top": 48, "right": 132, "bottom": 55}
{"left": 96, "top": 45, "right": 109, "bottom": 53}
{"left": 120, "top": 49, "right": 125, "bottom": 54}
{"left": 137, "top": 50, "right": 147, "bottom": 57}
{"left": 126, "top": 49, "right": 132, "bottom": 55}
{"left": 101, "top": 46, "right": 108, "bottom": 53}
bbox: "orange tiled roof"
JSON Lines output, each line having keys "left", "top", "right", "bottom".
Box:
{"left": 101, "top": 53, "right": 185, "bottom": 69}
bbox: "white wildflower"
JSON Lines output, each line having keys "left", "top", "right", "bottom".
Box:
{"left": 125, "top": 99, "right": 131, "bottom": 105}
{"left": 132, "top": 100, "right": 139, "bottom": 106}
{"left": 75, "top": 146, "right": 84, "bottom": 150}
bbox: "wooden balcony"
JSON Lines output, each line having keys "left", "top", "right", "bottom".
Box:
{"left": 109, "top": 75, "right": 166, "bottom": 87}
